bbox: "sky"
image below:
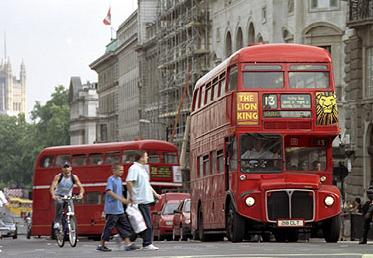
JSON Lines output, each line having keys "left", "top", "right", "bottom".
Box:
{"left": 0, "top": 0, "right": 138, "bottom": 118}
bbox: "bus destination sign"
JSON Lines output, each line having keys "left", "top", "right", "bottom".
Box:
{"left": 237, "top": 92, "right": 259, "bottom": 125}
{"left": 281, "top": 94, "right": 311, "bottom": 109}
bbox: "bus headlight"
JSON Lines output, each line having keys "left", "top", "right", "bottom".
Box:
{"left": 245, "top": 197, "right": 255, "bottom": 207}
{"left": 320, "top": 176, "right": 326, "bottom": 182}
{"left": 324, "top": 196, "right": 334, "bottom": 206}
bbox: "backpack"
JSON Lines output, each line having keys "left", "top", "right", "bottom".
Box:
{"left": 58, "top": 173, "right": 76, "bottom": 185}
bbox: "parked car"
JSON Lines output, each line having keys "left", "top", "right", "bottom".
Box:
{"left": 172, "top": 198, "right": 191, "bottom": 241}
{"left": 152, "top": 192, "right": 190, "bottom": 241}
{"left": 0, "top": 216, "right": 17, "bottom": 239}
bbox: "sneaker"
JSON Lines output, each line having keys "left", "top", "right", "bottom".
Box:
{"left": 96, "top": 245, "right": 112, "bottom": 252}
{"left": 53, "top": 222, "right": 60, "bottom": 229}
{"left": 142, "top": 244, "right": 159, "bottom": 250}
{"left": 124, "top": 242, "right": 140, "bottom": 251}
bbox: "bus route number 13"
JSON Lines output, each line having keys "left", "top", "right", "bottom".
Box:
{"left": 263, "top": 94, "right": 277, "bottom": 109}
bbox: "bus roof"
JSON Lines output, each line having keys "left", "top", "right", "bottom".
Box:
{"left": 38, "top": 140, "right": 177, "bottom": 156}
{"left": 195, "top": 44, "right": 331, "bottom": 89}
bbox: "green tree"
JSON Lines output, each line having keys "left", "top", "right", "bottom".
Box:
{"left": 0, "top": 85, "right": 70, "bottom": 188}
{"left": 31, "top": 85, "right": 70, "bottom": 147}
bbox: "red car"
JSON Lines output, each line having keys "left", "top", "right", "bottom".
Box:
{"left": 172, "top": 198, "right": 191, "bottom": 241}
{"left": 152, "top": 193, "right": 190, "bottom": 241}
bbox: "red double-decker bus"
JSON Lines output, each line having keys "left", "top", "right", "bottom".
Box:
{"left": 189, "top": 44, "right": 341, "bottom": 242}
{"left": 31, "top": 140, "right": 182, "bottom": 237}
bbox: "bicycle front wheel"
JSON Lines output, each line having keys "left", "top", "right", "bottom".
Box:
{"left": 55, "top": 227, "right": 65, "bottom": 247}
{"left": 68, "top": 216, "right": 78, "bottom": 247}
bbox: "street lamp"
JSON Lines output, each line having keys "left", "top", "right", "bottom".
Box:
{"left": 139, "top": 119, "right": 168, "bottom": 141}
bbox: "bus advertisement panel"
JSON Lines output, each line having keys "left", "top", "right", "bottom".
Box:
{"left": 189, "top": 44, "right": 341, "bottom": 243}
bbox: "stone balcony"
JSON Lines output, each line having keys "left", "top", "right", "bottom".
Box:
{"left": 348, "top": 0, "right": 373, "bottom": 27}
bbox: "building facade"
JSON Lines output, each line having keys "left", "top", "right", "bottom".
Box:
{"left": 0, "top": 59, "right": 26, "bottom": 116}
{"left": 344, "top": 0, "right": 373, "bottom": 198}
{"left": 69, "top": 77, "right": 99, "bottom": 145}
{"left": 117, "top": 11, "right": 141, "bottom": 141}
{"left": 90, "top": 40, "right": 119, "bottom": 143}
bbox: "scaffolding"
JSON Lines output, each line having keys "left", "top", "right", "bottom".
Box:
{"left": 157, "top": 0, "right": 210, "bottom": 149}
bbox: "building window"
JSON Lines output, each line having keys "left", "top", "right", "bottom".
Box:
{"left": 216, "top": 27, "right": 221, "bottom": 43}
{"left": 262, "top": 6, "right": 267, "bottom": 23}
{"left": 368, "top": 47, "right": 373, "bottom": 98}
{"left": 288, "top": 0, "right": 294, "bottom": 15}
{"left": 310, "top": 0, "right": 338, "bottom": 10}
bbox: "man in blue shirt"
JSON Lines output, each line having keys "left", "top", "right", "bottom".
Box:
{"left": 127, "top": 151, "right": 161, "bottom": 251}
{"left": 97, "top": 163, "right": 139, "bottom": 252}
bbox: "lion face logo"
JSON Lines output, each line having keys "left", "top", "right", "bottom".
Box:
{"left": 316, "top": 92, "right": 338, "bottom": 125}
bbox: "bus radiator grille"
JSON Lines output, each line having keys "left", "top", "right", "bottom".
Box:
{"left": 266, "top": 190, "right": 314, "bottom": 222}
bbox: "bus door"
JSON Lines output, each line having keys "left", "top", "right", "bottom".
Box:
{"left": 225, "top": 136, "right": 237, "bottom": 191}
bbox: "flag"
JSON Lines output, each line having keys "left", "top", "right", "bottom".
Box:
{"left": 103, "top": 8, "right": 111, "bottom": 26}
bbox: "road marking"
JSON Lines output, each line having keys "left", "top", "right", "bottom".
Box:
{"left": 362, "top": 255, "right": 373, "bottom": 258}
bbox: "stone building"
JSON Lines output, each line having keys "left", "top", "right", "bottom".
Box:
{"left": 90, "top": 40, "right": 119, "bottom": 143}
{"left": 117, "top": 11, "right": 140, "bottom": 141}
{"left": 69, "top": 77, "right": 99, "bottom": 145}
{"left": 0, "top": 59, "right": 26, "bottom": 116}
{"left": 344, "top": 0, "right": 373, "bottom": 198}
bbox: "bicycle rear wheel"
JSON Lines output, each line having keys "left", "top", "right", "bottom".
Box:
{"left": 68, "top": 216, "right": 78, "bottom": 247}
{"left": 55, "top": 227, "right": 65, "bottom": 247}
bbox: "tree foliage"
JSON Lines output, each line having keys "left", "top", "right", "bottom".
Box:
{"left": 0, "top": 85, "right": 70, "bottom": 188}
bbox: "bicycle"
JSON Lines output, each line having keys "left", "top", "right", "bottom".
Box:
{"left": 54, "top": 195, "right": 81, "bottom": 247}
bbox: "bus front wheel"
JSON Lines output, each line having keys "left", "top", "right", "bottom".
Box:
{"left": 322, "top": 215, "right": 340, "bottom": 243}
{"left": 226, "top": 202, "right": 245, "bottom": 242}
{"left": 197, "top": 207, "right": 207, "bottom": 241}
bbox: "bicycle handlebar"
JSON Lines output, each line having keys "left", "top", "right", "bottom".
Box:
{"left": 56, "top": 195, "right": 82, "bottom": 201}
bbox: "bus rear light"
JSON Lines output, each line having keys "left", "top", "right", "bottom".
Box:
{"left": 320, "top": 176, "right": 326, "bottom": 182}
{"left": 245, "top": 197, "right": 255, "bottom": 207}
{"left": 324, "top": 196, "right": 334, "bottom": 206}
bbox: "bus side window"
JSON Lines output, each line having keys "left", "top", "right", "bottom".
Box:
{"left": 192, "top": 88, "right": 199, "bottom": 111}
{"left": 104, "top": 152, "right": 121, "bottom": 164}
{"left": 40, "top": 156, "right": 54, "bottom": 168}
{"left": 55, "top": 155, "right": 71, "bottom": 168}
{"left": 217, "top": 150, "right": 224, "bottom": 173}
{"left": 122, "top": 150, "right": 137, "bottom": 164}
{"left": 72, "top": 154, "right": 86, "bottom": 167}
{"left": 228, "top": 65, "right": 238, "bottom": 91}
{"left": 219, "top": 72, "right": 226, "bottom": 97}
{"left": 88, "top": 153, "right": 103, "bottom": 165}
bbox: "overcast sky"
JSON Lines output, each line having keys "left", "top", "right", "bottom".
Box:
{"left": 0, "top": 0, "right": 137, "bottom": 118}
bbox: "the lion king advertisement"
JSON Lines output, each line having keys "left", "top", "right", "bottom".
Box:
{"left": 316, "top": 92, "right": 338, "bottom": 125}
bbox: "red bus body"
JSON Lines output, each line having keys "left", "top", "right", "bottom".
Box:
{"left": 31, "top": 140, "right": 182, "bottom": 237}
{"left": 190, "top": 44, "right": 341, "bottom": 242}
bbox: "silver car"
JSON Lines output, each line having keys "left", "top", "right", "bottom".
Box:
{"left": 0, "top": 217, "right": 17, "bottom": 239}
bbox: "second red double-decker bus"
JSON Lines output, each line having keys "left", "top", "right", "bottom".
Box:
{"left": 31, "top": 140, "right": 182, "bottom": 237}
{"left": 189, "top": 44, "right": 341, "bottom": 242}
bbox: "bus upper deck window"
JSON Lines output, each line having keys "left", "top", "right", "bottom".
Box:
{"left": 289, "top": 64, "right": 329, "bottom": 89}
{"left": 228, "top": 66, "right": 238, "bottom": 91}
{"left": 40, "top": 156, "right": 54, "bottom": 168}
{"left": 148, "top": 153, "right": 160, "bottom": 163}
{"left": 55, "top": 155, "right": 70, "bottom": 168}
{"left": 104, "top": 152, "right": 121, "bottom": 164}
{"left": 72, "top": 154, "right": 86, "bottom": 167}
{"left": 88, "top": 153, "right": 103, "bottom": 165}
{"left": 164, "top": 153, "right": 177, "bottom": 164}
{"left": 122, "top": 150, "right": 137, "bottom": 164}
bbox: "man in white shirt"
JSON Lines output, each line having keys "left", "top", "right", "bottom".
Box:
{"left": 126, "top": 151, "right": 161, "bottom": 251}
{"left": 0, "top": 190, "right": 8, "bottom": 207}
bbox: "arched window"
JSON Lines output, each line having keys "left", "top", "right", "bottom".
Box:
{"left": 236, "top": 27, "right": 243, "bottom": 50}
{"left": 248, "top": 23, "right": 255, "bottom": 45}
{"left": 225, "top": 31, "right": 232, "bottom": 58}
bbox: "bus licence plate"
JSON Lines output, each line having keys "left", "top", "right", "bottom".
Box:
{"left": 277, "top": 219, "right": 304, "bottom": 227}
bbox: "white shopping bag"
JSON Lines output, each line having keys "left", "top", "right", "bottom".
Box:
{"left": 126, "top": 204, "right": 147, "bottom": 233}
